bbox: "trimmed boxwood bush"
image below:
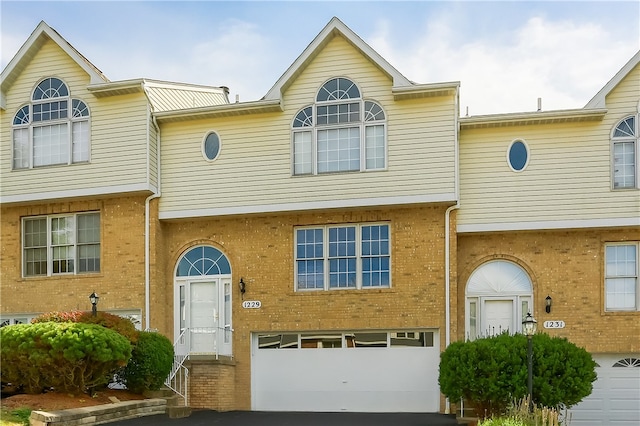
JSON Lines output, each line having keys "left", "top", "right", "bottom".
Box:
{"left": 1, "top": 322, "right": 131, "bottom": 393}
{"left": 439, "top": 332, "right": 596, "bottom": 417}
{"left": 115, "top": 331, "right": 174, "bottom": 394}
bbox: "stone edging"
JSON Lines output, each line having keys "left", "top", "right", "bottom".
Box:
{"left": 29, "top": 398, "right": 167, "bottom": 425}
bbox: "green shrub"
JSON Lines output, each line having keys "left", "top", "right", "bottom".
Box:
{"left": 1, "top": 322, "right": 131, "bottom": 394}
{"left": 439, "top": 332, "right": 596, "bottom": 417}
{"left": 115, "top": 331, "right": 174, "bottom": 394}
{"left": 33, "top": 310, "right": 139, "bottom": 343}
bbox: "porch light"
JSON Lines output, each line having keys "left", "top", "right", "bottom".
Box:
{"left": 545, "top": 295, "right": 552, "bottom": 313}
{"left": 522, "top": 312, "right": 537, "bottom": 412}
{"left": 239, "top": 278, "right": 246, "bottom": 298}
{"left": 89, "top": 291, "right": 99, "bottom": 317}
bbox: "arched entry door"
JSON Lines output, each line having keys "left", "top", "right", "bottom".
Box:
{"left": 465, "top": 260, "right": 533, "bottom": 340}
{"left": 174, "top": 245, "right": 232, "bottom": 356}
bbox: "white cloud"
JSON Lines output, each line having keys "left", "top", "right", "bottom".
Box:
{"left": 369, "top": 14, "right": 638, "bottom": 115}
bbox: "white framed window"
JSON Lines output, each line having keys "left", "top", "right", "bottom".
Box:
{"left": 257, "top": 330, "right": 434, "bottom": 349}
{"left": 12, "top": 77, "right": 90, "bottom": 170}
{"left": 507, "top": 139, "right": 529, "bottom": 172}
{"left": 22, "top": 212, "right": 100, "bottom": 277}
{"left": 611, "top": 115, "right": 638, "bottom": 189}
{"left": 291, "top": 77, "right": 386, "bottom": 175}
{"left": 295, "top": 223, "right": 390, "bottom": 291}
{"left": 605, "top": 242, "right": 639, "bottom": 311}
{"left": 202, "top": 131, "right": 221, "bottom": 161}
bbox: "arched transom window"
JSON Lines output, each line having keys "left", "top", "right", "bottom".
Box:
{"left": 612, "top": 115, "right": 638, "bottom": 189}
{"left": 12, "top": 77, "right": 91, "bottom": 169}
{"left": 176, "top": 245, "right": 231, "bottom": 276}
{"left": 292, "top": 77, "right": 386, "bottom": 175}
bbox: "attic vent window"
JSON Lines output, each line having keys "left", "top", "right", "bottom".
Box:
{"left": 508, "top": 140, "right": 529, "bottom": 172}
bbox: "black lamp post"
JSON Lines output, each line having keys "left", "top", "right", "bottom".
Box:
{"left": 522, "top": 312, "right": 537, "bottom": 412}
{"left": 89, "top": 292, "right": 99, "bottom": 317}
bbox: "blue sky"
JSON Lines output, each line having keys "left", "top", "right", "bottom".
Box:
{"left": 1, "top": 1, "right": 639, "bottom": 115}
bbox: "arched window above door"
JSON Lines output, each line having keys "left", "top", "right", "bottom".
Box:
{"left": 467, "top": 260, "right": 532, "bottom": 295}
{"left": 176, "top": 246, "right": 231, "bottom": 277}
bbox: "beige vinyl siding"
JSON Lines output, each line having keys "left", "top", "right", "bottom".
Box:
{"left": 458, "top": 65, "right": 640, "bottom": 228}
{"left": 159, "top": 35, "right": 456, "bottom": 216}
{"left": 0, "top": 39, "right": 153, "bottom": 201}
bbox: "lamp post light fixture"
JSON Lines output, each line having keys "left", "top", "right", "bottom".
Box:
{"left": 522, "top": 312, "right": 537, "bottom": 412}
{"left": 89, "top": 292, "right": 99, "bottom": 317}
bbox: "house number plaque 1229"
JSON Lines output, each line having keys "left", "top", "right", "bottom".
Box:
{"left": 242, "top": 300, "right": 262, "bottom": 309}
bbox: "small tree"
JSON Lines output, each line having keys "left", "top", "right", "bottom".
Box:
{"left": 114, "top": 331, "right": 174, "bottom": 394}
{"left": 439, "top": 332, "right": 596, "bottom": 417}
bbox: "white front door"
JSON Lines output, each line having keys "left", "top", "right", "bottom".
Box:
{"left": 190, "top": 281, "right": 217, "bottom": 353}
{"left": 484, "top": 299, "right": 514, "bottom": 336}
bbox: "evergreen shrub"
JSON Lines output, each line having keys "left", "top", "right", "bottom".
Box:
{"left": 0, "top": 322, "right": 131, "bottom": 393}
{"left": 33, "top": 310, "right": 139, "bottom": 343}
{"left": 439, "top": 332, "right": 596, "bottom": 417}
{"left": 115, "top": 331, "right": 174, "bottom": 393}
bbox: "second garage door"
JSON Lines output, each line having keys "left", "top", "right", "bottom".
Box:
{"left": 251, "top": 330, "right": 440, "bottom": 412}
{"left": 569, "top": 354, "right": 640, "bottom": 426}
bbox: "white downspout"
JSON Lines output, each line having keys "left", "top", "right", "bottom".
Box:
{"left": 142, "top": 80, "right": 161, "bottom": 331}
{"left": 444, "top": 84, "right": 461, "bottom": 415}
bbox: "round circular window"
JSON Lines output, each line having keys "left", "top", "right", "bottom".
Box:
{"left": 507, "top": 140, "right": 529, "bottom": 172}
{"left": 203, "top": 132, "right": 221, "bottom": 161}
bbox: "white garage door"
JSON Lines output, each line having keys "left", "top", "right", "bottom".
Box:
{"left": 569, "top": 355, "right": 640, "bottom": 426}
{"left": 251, "top": 331, "right": 440, "bottom": 412}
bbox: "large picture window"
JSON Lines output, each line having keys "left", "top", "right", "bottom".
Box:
{"left": 295, "top": 223, "right": 390, "bottom": 290}
{"left": 605, "top": 243, "right": 639, "bottom": 311}
{"left": 12, "top": 77, "right": 90, "bottom": 170}
{"left": 23, "top": 212, "right": 100, "bottom": 277}
{"left": 292, "top": 77, "right": 386, "bottom": 175}
{"left": 611, "top": 115, "right": 638, "bottom": 189}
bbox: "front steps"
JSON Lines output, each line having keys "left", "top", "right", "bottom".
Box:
{"left": 144, "top": 387, "right": 192, "bottom": 418}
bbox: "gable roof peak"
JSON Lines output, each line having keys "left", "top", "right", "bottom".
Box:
{"left": 263, "top": 16, "right": 412, "bottom": 101}
{"left": 1, "top": 20, "right": 108, "bottom": 109}
{"left": 585, "top": 50, "right": 640, "bottom": 109}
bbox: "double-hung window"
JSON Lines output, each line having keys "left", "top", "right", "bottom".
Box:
{"left": 12, "top": 77, "right": 90, "bottom": 169}
{"left": 612, "top": 115, "right": 638, "bottom": 189}
{"left": 23, "top": 212, "right": 100, "bottom": 277}
{"left": 605, "top": 243, "right": 639, "bottom": 311}
{"left": 292, "top": 77, "right": 386, "bottom": 175}
{"left": 295, "top": 223, "right": 390, "bottom": 290}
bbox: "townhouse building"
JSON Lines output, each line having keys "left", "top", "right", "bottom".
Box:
{"left": 1, "top": 18, "right": 638, "bottom": 425}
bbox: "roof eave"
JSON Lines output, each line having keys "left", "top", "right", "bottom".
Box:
{"left": 460, "top": 108, "right": 608, "bottom": 129}
{"left": 154, "top": 99, "right": 283, "bottom": 123}
{"left": 87, "top": 79, "right": 145, "bottom": 97}
{"left": 392, "top": 81, "right": 460, "bottom": 100}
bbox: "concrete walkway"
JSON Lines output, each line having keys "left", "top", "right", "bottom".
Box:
{"left": 109, "top": 410, "right": 461, "bottom": 425}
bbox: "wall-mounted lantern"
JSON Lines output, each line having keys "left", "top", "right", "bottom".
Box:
{"left": 239, "top": 278, "right": 246, "bottom": 299}
{"left": 545, "top": 295, "right": 552, "bottom": 313}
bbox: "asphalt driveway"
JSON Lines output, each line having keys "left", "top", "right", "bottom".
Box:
{"left": 109, "top": 410, "right": 460, "bottom": 425}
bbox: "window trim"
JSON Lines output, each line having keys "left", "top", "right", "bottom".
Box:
{"left": 22, "top": 212, "right": 101, "bottom": 278}
{"left": 290, "top": 77, "right": 387, "bottom": 176}
{"left": 611, "top": 114, "right": 639, "bottom": 190}
{"left": 294, "top": 222, "right": 391, "bottom": 291}
{"left": 604, "top": 242, "right": 639, "bottom": 312}
{"left": 506, "top": 138, "right": 530, "bottom": 172}
{"left": 12, "top": 77, "right": 91, "bottom": 170}
{"left": 202, "top": 131, "right": 222, "bottom": 162}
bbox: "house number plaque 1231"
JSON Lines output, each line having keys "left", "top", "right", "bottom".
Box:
{"left": 543, "top": 320, "right": 565, "bottom": 329}
{"left": 242, "top": 300, "right": 262, "bottom": 309}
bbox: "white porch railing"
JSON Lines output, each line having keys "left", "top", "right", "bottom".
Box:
{"left": 164, "top": 326, "right": 233, "bottom": 406}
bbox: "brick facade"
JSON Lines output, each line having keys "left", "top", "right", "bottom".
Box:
{"left": 457, "top": 227, "right": 640, "bottom": 353}
{"left": 0, "top": 195, "right": 149, "bottom": 317}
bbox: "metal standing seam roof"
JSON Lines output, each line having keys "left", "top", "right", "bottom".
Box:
{"left": 143, "top": 81, "right": 229, "bottom": 112}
